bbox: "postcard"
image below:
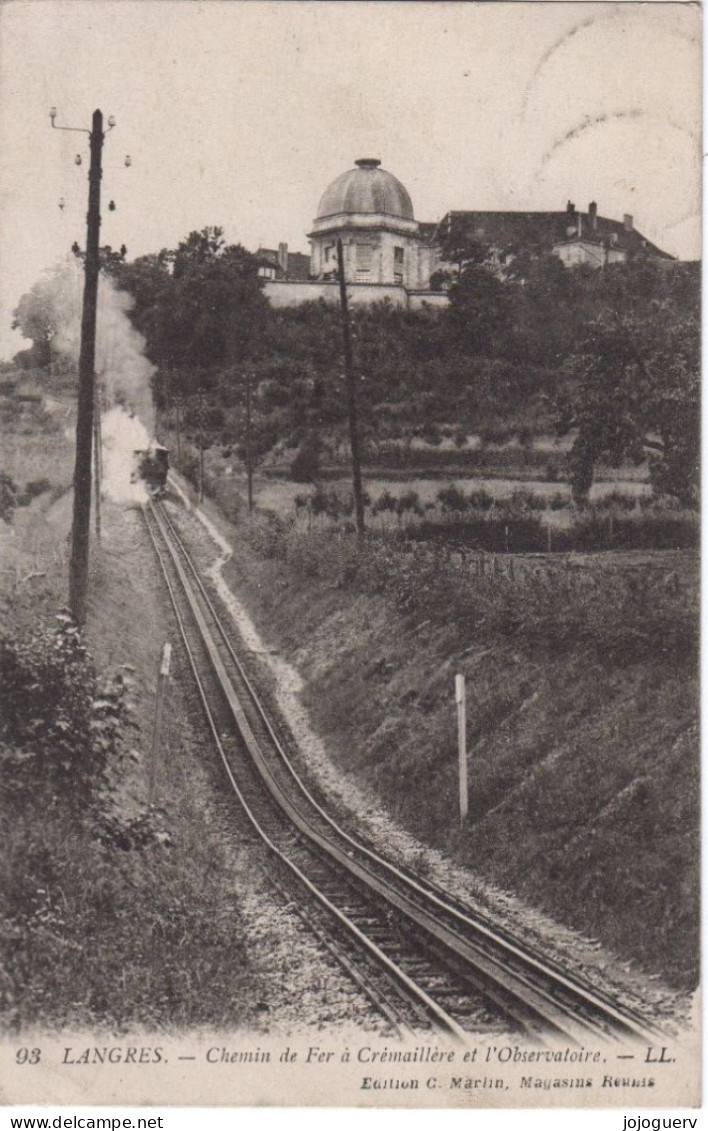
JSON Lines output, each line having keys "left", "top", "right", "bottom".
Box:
{"left": 0, "top": 0, "right": 700, "bottom": 1114}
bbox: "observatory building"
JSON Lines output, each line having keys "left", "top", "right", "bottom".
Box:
{"left": 264, "top": 158, "right": 444, "bottom": 310}
{"left": 261, "top": 158, "right": 672, "bottom": 309}
{"left": 308, "top": 158, "right": 436, "bottom": 291}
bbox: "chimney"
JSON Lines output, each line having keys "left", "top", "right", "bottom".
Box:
{"left": 278, "top": 242, "right": 288, "bottom": 275}
{"left": 589, "top": 201, "right": 597, "bottom": 231}
{"left": 623, "top": 214, "right": 633, "bottom": 232}
{"left": 566, "top": 200, "right": 576, "bottom": 214}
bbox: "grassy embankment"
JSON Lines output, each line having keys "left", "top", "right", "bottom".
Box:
{"left": 0, "top": 396, "right": 259, "bottom": 1032}
{"left": 219, "top": 512, "right": 699, "bottom": 991}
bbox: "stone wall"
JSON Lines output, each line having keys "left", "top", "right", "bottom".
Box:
{"left": 264, "top": 279, "right": 447, "bottom": 309}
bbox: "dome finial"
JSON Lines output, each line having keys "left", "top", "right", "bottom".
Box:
{"left": 355, "top": 158, "right": 381, "bottom": 169}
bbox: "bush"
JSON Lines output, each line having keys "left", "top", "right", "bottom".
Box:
{"left": 181, "top": 452, "right": 200, "bottom": 490}
{"left": 406, "top": 517, "right": 546, "bottom": 553}
{"left": 479, "top": 424, "right": 511, "bottom": 447}
{"left": 370, "top": 442, "right": 551, "bottom": 475}
{"left": 310, "top": 485, "right": 330, "bottom": 517}
{"left": 419, "top": 421, "right": 442, "bottom": 446}
{"left": 290, "top": 439, "right": 321, "bottom": 483}
{"left": 16, "top": 478, "right": 52, "bottom": 507}
{"left": 2, "top": 793, "right": 252, "bottom": 1030}
{"left": 0, "top": 472, "right": 18, "bottom": 523}
{"left": 502, "top": 488, "right": 548, "bottom": 514}
{"left": 372, "top": 489, "right": 398, "bottom": 516}
{"left": 242, "top": 511, "right": 289, "bottom": 559}
{"left": 437, "top": 483, "right": 468, "bottom": 513}
{"left": 548, "top": 491, "right": 569, "bottom": 511}
{"left": 593, "top": 490, "right": 639, "bottom": 513}
{"left": 467, "top": 488, "right": 495, "bottom": 512}
{"left": 0, "top": 400, "right": 22, "bottom": 426}
{"left": 0, "top": 615, "right": 133, "bottom": 800}
{"left": 396, "top": 490, "right": 423, "bottom": 521}
{"left": 568, "top": 513, "right": 698, "bottom": 552}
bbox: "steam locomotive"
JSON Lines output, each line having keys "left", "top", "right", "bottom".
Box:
{"left": 132, "top": 442, "right": 169, "bottom": 494}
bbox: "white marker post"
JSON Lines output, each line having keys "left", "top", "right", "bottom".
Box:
{"left": 149, "top": 643, "right": 172, "bottom": 805}
{"left": 455, "top": 673, "right": 468, "bottom": 825}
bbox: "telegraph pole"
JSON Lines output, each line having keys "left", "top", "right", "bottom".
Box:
{"left": 93, "top": 382, "right": 102, "bottom": 543}
{"left": 245, "top": 372, "right": 254, "bottom": 512}
{"left": 336, "top": 238, "right": 365, "bottom": 537}
{"left": 51, "top": 107, "right": 125, "bottom": 620}
{"left": 455, "top": 674, "right": 469, "bottom": 825}
{"left": 195, "top": 391, "right": 207, "bottom": 504}
{"left": 66, "top": 109, "right": 104, "bottom": 624}
{"left": 174, "top": 391, "right": 183, "bottom": 471}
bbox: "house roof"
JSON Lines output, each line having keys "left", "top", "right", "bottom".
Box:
{"left": 434, "top": 208, "right": 673, "bottom": 261}
{"left": 256, "top": 247, "right": 310, "bottom": 280}
{"left": 417, "top": 221, "right": 439, "bottom": 243}
{"left": 286, "top": 252, "right": 311, "bottom": 281}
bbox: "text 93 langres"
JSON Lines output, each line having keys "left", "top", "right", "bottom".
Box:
{"left": 14, "top": 1047, "right": 165, "bottom": 1066}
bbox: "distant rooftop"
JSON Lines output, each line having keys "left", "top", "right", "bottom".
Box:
{"left": 434, "top": 205, "right": 673, "bottom": 260}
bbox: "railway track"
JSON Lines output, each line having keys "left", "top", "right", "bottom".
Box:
{"left": 144, "top": 496, "right": 660, "bottom": 1046}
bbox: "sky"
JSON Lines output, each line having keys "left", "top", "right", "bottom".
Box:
{"left": 0, "top": 0, "right": 701, "bottom": 360}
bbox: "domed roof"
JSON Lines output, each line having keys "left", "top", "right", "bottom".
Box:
{"left": 317, "top": 159, "right": 414, "bottom": 221}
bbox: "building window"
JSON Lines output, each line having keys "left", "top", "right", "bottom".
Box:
{"left": 356, "top": 243, "right": 373, "bottom": 275}
{"left": 321, "top": 244, "right": 338, "bottom": 279}
{"left": 394, "top": 246, "right": 404, "bottom": 264}
{"left": 394, "top": 272, "right": 403, "bottom": 285}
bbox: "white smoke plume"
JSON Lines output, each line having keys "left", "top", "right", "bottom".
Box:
{"left": 50, "top": 257, "right": 156, "bottom": 434}
{"left": 100, "top": 406, "right": 151, "bottom": 504}
{"left": 32, "top": 257, "right": 160, "bottom": 505}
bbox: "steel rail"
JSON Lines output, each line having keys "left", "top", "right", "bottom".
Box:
{"left": 143, "top": 501, "right": 468, "bottom": 1041}
{"left": 266, "top": 873, "right": 420, "bottom": 1042}
{"left": 155, "top": 500, "right": 661, "bottom": 1046}
{"left": 151, "top": 502, "right": 556, "bottom": 1036}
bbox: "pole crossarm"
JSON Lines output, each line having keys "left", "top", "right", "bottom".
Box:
{"left": 50, "top": 107, "right": 115, "bottom": 136}
{"left": 50, "top": 124, "right": 91, "bottom": 136}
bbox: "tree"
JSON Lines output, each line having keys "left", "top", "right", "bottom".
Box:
{"left": 431, "top": 217, "right": 517, "bottom": 359}
{"left": 113, "top": 228, "right": 267, "bottom": 398}
{"left": 12, "top": 275, "right": 60, "bottom": 370}
{"left": 110, "top": 251, "right": 172, "bottom": 344}
{"left": 443, "top": 264, "right": 512, "bottom": 356}
{"left": 290, "top": 433, "right": 322, "bottom": 482}
{"left": 506, "top": 254, "right": 586, "bottom": 366}
{"left": 557, "top": 262, "right": 699, "bottom": 505}
{"left": 12, "top": 252, "right": 131, "bottom": 378}
{"left": 431, "top": 214, "right": 497, "bottom": 284}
